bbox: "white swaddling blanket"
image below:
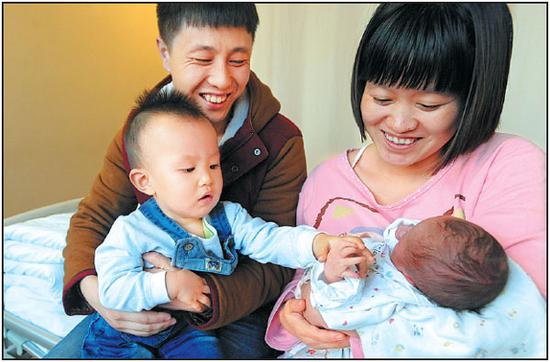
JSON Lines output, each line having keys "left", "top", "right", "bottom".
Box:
{"left": 287, "top": 219, "right": 547, "bottom": 358}
{"left": 3, "top": 213, "right": 85, "bottom": 337}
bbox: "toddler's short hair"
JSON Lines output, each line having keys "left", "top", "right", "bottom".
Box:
{"left": 124, "top": 89, "right": 206, "bottom": 169}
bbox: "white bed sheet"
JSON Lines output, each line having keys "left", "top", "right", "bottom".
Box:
{"left": 3, "top": 212, "right": 86, "bottom": 338}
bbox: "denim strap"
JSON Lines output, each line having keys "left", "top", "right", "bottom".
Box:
{"left": 207, "top": 203, "right": 232, "bottom": 244}
{"left": 138, "top": 198, "right": 191, "bottom": 240}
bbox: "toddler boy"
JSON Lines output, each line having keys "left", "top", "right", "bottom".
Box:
{"left": 81, "top": 89, "right": 372, "bottom": 358}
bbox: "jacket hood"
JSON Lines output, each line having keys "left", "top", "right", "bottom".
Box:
{"left": 247, "top": 71, "right": 281, "bottom": 133}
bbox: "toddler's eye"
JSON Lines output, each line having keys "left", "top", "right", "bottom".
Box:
{"left": 182, "top": 167, "right": 195, "bottom": 173}
{"left": 210, "top": 164, "right": 220, "bottom": 170}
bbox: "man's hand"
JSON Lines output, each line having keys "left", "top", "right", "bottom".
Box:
{"left": 312, "top": 234, "right": 374, "bottom": 283}
{"left": 80, "top": 275, "right": 176, "bottom": 336}
{"left": 164, "top": 269, "right": 211, "bottom": 313}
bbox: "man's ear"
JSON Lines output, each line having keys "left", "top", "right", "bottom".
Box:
{"left": 129, "top": 168, "right": 155, "bottom": 196}
{"left": 156, "top": 36, "right": 171, "bottom": 73}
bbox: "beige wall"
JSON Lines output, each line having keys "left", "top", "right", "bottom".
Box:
{"left": 4, "top": 4, "right": 546, "bottom": 217}
{"left": 4, "top": 4, "right": 166, "bottom": 216}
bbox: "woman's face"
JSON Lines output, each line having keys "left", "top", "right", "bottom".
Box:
{"left": 361, "top": 82, "right": 459, "bottom": 170}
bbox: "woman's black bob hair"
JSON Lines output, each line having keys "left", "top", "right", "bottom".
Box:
{"left": 351, "top": 3, "right": 513, "bottom": 172}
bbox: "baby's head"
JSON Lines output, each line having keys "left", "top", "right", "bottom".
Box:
{"left": 125, "top": 89, "right": 222, "bottom": 222}
{"left": 391, "top": 216, "right": 509, "bottom": 311}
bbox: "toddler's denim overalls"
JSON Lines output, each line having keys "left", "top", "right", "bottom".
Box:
{"left": 82, "top": 198, "right": 238, "bottom": 358}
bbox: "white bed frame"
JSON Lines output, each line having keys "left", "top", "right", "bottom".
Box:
{"left": 3, "top": 198, "right": 81, "bottom": 359}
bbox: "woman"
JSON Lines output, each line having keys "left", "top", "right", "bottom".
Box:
{"left": 265, "top": 3, "right": 546, "bottom": 356}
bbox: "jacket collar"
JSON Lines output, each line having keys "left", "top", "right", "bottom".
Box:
{"left": 145, "top": 72, "right": 279, "bottom": 187}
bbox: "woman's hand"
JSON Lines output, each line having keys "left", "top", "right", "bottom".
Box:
{"left": 80, "top": 275, "right": 176, "bottom": 336}
{"left": 279, "top": 298, "right": 350, "bottom": 349}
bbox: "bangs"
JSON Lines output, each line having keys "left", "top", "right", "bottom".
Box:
{"left": 359, "top": 5, "right": 473, "bottom": 95}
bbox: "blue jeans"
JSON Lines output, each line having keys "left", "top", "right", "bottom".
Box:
{"left": 45, "top": 305, "right": 279, "bottom": 359}
{"left": 81, "top": 312, "right": 223, "bottom": 358}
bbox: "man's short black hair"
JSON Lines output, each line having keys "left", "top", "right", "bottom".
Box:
{"left": 125, "top": 89, "right": 207, "bottom": 168}
{"left": 157, "top": 3, "right": 259, "bottom": 47}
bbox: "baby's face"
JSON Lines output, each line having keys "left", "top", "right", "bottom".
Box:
{"left": 140, "top": 114, "right": 222, "bottom": 223}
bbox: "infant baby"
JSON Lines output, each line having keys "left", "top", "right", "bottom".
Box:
{"left": 291, "top": 216, "right": 509, "bottom": 358}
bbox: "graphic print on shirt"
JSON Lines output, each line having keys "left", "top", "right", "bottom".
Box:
{"left": 313, "top": 193, "right": 467, "bottom": 236}
{"left": 312, "top": 197, "right": 384, "bottom": 240}
{"left": 313, "top": 197, "right": 379, "bottom": 229}
{"left": 443, "top": 194, "right": 466, "bottom": 218}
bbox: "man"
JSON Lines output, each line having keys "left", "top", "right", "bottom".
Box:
{"left": 51, "top": 3, "right": 306, "bottom": 358}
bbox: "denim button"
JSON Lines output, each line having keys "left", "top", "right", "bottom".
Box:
{"left": 253, "top": 148, "right": 261, "bottom": 156}
{"left": 184, "top": 243, "right": 194, "bottom": 251}
{"left": 231, "top": 165, "right": 239, "bottom": 173}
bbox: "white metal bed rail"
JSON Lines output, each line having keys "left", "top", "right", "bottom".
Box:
{"left": 3, "top": 311, "right": 61, "bottom": 358}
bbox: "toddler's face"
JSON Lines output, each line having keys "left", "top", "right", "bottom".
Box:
{"left": 140, "top": 114, "right": 222, "bottom": 224}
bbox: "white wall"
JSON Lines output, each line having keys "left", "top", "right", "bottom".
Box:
{"left": 4, "top": 4, "right": 546, "bottom": 216}
{"left": 501, "top": 4, "right": 547, "bottom": 149}
{"left": 253, "top": 4, "right": 547, "bottom": 172}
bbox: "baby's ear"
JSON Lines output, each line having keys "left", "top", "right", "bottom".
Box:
{"left": 129, "top": 168, "right": 155, "bottom": 196}
{"left": 402, "top": 271, "right": 416, "bottom": 287}
{"left": 395, "top": 224, "right": 413, "bottom": 240}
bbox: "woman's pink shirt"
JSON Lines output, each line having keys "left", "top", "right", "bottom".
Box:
{"left": 265, "top": 133, "right": 546, "bottom": 351}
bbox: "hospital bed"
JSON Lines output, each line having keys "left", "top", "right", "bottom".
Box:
{"left": 3, "top": 199, "right": 86, "bottom": 358}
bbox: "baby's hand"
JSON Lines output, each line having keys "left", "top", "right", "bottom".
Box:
{"left": 163, "top": 269, "right": 211, "bottom": 313}
{"left": 322, "top": 235, "right": 374, "bottom": 283}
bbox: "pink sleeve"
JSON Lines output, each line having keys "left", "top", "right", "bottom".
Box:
{"left": 265, "top": 178, "right": 315, "bottom": 349}
{"left": 264, "top": 269, "right": 304, "bottom": 350}
{"left": 471, "top": 138, "right": 546, "bottom": 296}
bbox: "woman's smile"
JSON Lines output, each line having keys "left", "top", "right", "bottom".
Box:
{"left": 382, "top": 130, "right": 420, "bottom": 147}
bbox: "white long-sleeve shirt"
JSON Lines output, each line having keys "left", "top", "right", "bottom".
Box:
{"left": 96, "top": 201, "right": 319, "bottom": 311}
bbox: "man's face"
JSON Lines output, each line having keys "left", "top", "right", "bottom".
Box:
{"left": 157, "top": 26, "right": 253, "bottom": 133}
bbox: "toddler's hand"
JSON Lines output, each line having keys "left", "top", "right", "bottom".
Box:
{"left": 163, "top": 269, "right": 211, "bottom": 313}
{"left": 323, "top": 235, "right": 374, "bottom": 283}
